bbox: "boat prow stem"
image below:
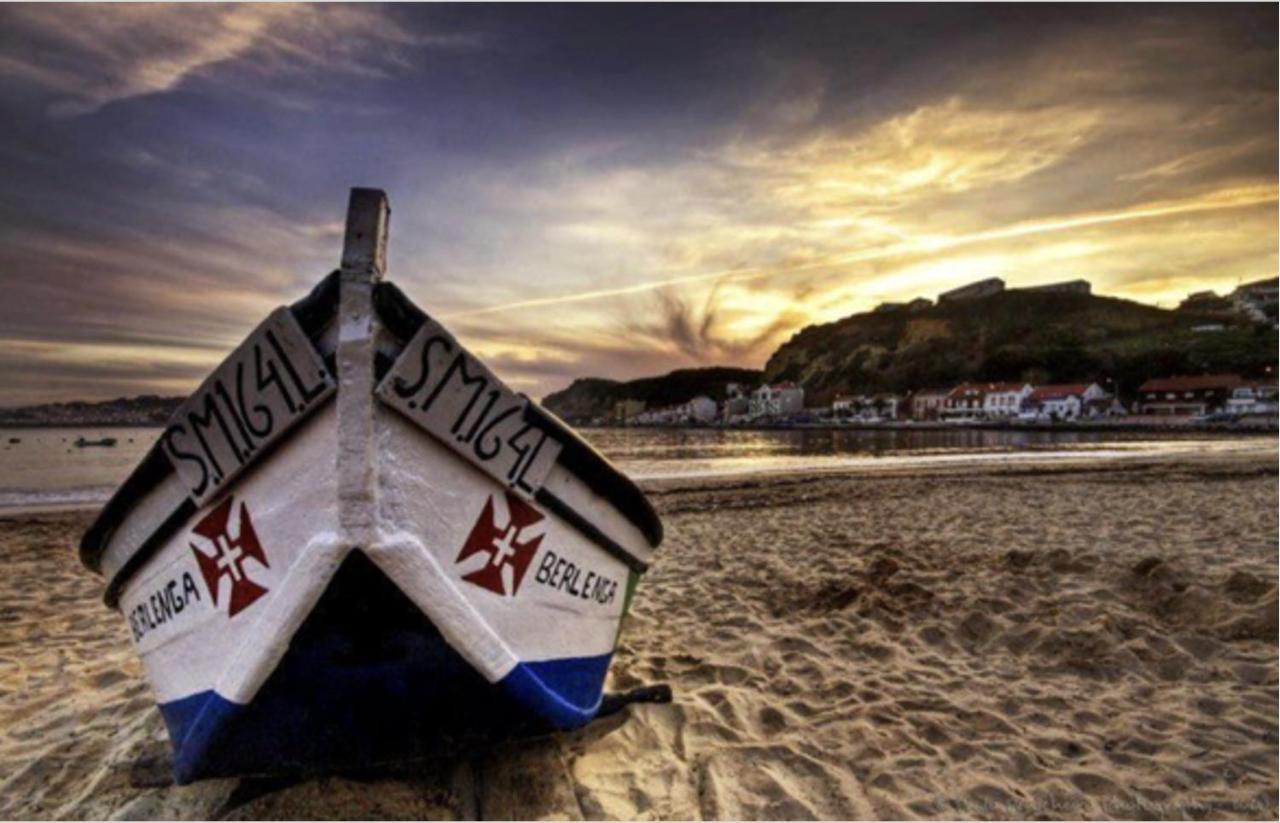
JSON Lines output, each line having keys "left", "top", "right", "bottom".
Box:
{"left": 337, "top": 188, "right": 390, "bottom": 549}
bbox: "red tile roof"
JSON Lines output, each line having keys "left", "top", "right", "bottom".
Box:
{"left": 1138, "top": 374, "right": 1243, "bottom": 393}
{"left": 945, "top": 381, "right": 1028, "bottom": 399}
{"left": 946, "top": 383, "right": 986, "bottom": 399}
{"left": 1029, "top": 383, "right": 1092, "bottom": 401}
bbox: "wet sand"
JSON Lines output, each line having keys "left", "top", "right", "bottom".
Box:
{"left": 0, "top": 451, "right": 1276, "bottom": 819}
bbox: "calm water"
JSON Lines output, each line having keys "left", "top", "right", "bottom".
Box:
{"left": 580, "top": 426, "right": 1275, "bottom": 479}
{"left": 0, "top": 427, "right": 160, "bottom": 510}
{"left": 1, "top": 424, "right": 1272, "bottom": 512}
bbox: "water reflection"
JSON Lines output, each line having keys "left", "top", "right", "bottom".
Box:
{"left": 578, "top": 426, "right": 1260, "bottom": 479}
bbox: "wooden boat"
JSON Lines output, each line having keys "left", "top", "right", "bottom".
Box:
{"left": 80, "top": 189, "right": 663, "bottom": 783}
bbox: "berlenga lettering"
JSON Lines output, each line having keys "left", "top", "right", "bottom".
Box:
{"left": 128, "top": 572, "right": 202, "bottom": 643}
{"left": 533, "top": 550, "right": 618, "bottom": 605}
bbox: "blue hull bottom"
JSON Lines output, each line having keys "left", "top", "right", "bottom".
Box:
{"left": 159, "top": 551, "right": 612, "bottom": 784}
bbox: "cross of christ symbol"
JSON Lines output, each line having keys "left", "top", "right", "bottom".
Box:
{"left": 189, "top": 497, "right": 271, "bottom": 618}
{"left": 490, "top": 524, "right": 520, "bottom": 567}
{"left": 456, "top": 493, "right": 546, "bottom": 597}
{"left": 214, "top": 535, "right": 246, "bottom": 581}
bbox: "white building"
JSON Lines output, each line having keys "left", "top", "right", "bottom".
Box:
{"left": 982, "top": 382, "right": 1033, "bottom": 418}
{"left": 750, "top": 382, "right": 805, "bottom": 418}
{"left": 1022, "top": 383, "right": 1107, "bottom": 420}
{"left": 832, "top": 394, "right": 857, "bottom": 416}
{"left": 942, "top": 384, "right": 987, "bottom": 421}
{"left": 831, "top": 393, "right": 899, "bottom": 421}
{"left": 1226, "top": 383, "right": 1279, "bottom": 416}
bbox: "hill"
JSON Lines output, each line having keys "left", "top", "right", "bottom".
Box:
{"left": 542, "top": 367, "right": 762, "bottom": 423}
{"left": 764, "top": 291, "right": 1278, "bottom": 404}
{"left": 0, "top": 395, "right": 183, "bottom": 426}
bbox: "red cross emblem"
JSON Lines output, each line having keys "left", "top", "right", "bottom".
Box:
{"left": 456, "top": 492, "right": 545, "bottom": 597}
{"left": 189, "top": 497, "right": 270, "bottom": 618}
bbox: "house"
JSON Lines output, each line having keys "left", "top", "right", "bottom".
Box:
{"left": 1019, "top": 279, "right": 1092, "bottom": 296}
{"left": 938, "top": 277, "right": 1005, "bottom": 304}
{"left": 1136, "top": 375, "right": 1243, "bottom": 416}
{"left": 1084, "top": 394, "right": 1128, "bottom": 418}
{"left": 749, "top": 382, "right": 804, "bottom": 418}
{"left": 1225, "top": 382, "right": 1279, "bottom": 416}
{"left": 867, "top": 393, "right": 901, "bottom": 421}
{"left": 613, "top": 398, "right": 645, "bottom": 424}
{"left": 942, "top": 382, "right": 1032, "bottom": 420}
{"left": 831, "top": 394, "right": 858, "bottom": 416}
{"left": 1021, "top": 383, "right": 1107, "bottom": 420}
{"left": 942, "top": 383, "right": 988, "bottom": 421}
{"left": 909, "top": 388, "right": 950, "bottom": 421}
{"left": 834, "top": 393, "right": 900, "bottom": 421}
{"left": 982, "top": 382, "right": 1033, "bottom": 418}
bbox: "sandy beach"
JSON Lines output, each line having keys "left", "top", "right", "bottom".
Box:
{"left": 0, "top": 450, "right": 1275, "bottom": 820}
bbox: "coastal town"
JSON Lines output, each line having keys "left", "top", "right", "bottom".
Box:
{"left": 610, "top": 373, "right": 1279, "bottom": 428}
{"left": 604, "top": 275, "right": 1279, "bottom": 429}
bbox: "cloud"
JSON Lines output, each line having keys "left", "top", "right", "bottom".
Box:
{"left": 626, "top": 284, "right": 806, "bottom": 364}
{"left": 724, "top": 97, "right": 1103, "bottom": 207}
{"left": 0, "top": 5, "right": 478, "bottom": 116}
{"left": 0, "top": 5, "right": 1273, "bottom": 405}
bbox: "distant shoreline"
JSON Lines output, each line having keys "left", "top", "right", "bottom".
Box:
{"left": 0, "top": 421, "right": 164, "bottom": 430}
{"left": 582, "top": 419, "right": 1280, "bottom": 436}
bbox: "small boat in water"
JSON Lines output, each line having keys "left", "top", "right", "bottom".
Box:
{"left": 80, "top": 189, "right": 663, "bottom": 783}
{"left": 75, "top": 436, "right": 117, "bottom": 448}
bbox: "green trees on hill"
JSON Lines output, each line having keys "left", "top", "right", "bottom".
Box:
{"left": 764, "top": 292, "right": 1277, "bottom": 403}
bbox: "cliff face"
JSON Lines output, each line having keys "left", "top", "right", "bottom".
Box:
{"left": 764, "top": 292, "right": 1278, "bottom": 404}
{"left": 537, "top": 378, "right": 622, "bottom": 423}
{"left": 542, "top": 367, "right": 762, "bottom": 423}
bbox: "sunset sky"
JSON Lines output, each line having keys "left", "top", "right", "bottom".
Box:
{"left": 0, "top": 4, "right": 1275, "bottom": 406}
